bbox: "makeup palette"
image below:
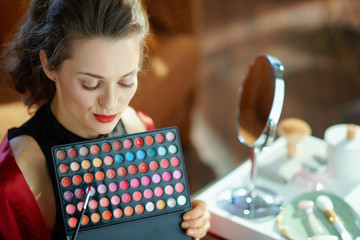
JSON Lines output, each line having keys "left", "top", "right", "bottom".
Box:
{"left": 51, "top": 127, "right": 193, "bottom": 240}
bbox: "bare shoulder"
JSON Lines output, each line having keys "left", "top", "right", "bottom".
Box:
{"left": 121, "top": 106, "right": 147, "bottom": 134}
{"left": 9, "top": 135, "right": 45, "bottom": 172}
{"left": 9, "top": 135, "right": 50, "bottom": 198}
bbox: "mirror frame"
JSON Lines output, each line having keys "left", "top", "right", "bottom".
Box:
{"left": 237, "top": 55, "right": 285, "bottom": 148}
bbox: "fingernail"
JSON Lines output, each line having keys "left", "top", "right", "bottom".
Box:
{"left": 182, "top": 222, "right": 189, "bottom": 228}
{"left": 188, "top": 230, "right": 194, "bottom": 235}
{"left": 183, "top": 214, "right": 190, "bottom": 220}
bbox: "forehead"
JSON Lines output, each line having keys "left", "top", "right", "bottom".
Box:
{"left": 61, "top": 37, "right": 141, "bottom": 75}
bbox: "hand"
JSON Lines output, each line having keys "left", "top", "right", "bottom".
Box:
{"left": 181, "top": 199, "right": 210, "bottom": 239}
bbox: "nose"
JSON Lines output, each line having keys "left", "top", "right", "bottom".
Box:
{"left": 99, "top": 85, "right": 117, "bottom": 110}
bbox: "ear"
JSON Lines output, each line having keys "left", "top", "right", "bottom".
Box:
{"left": 39, "top": 50, "right": 57, "bottom": 81}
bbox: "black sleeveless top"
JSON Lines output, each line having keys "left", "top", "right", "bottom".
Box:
{"left": 8, "top": 104, "right": 127, "bottom": 239}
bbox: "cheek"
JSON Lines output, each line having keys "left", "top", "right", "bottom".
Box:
{"left": 61, "top": 83, "right": 94, "bottom": 108}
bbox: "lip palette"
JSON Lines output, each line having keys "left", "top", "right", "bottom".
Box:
{"left": 51, "top": 127, "right": 193, "bottom": 240}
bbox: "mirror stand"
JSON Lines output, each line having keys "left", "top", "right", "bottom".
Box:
{"left": 218, "top": 146, "right": 283, "bottom": 219}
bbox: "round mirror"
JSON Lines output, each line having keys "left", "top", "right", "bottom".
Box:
{"left": 238, "top": 55, "right": 284, "bottom": 148}
{"left": 218, "top": 55, "right": 285, "bottom": 219}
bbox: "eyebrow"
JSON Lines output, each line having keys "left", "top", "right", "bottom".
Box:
{"left": 76, "top": 70, "right": 138, "bottom": 79}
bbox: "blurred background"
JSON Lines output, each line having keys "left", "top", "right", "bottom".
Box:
{"left": 0, "top": 0, "right": 359, "bottom": 196}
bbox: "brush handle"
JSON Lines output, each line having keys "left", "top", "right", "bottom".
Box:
{"left": 333, "top": 220, "right": 352, "bottom": 240}
{"left": 306, "top": 209, "right": 322, "bottom": 234}
{"left": 71, "top": 208, "right": 85, "bottom": 240}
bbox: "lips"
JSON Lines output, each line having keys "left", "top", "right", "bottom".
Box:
{"left": 93, "top": 113, "right": 117, "bottom": 123}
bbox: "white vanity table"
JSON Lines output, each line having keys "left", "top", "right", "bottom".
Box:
{"left": 194, "top": 136, "right": 360, "bottom": 240}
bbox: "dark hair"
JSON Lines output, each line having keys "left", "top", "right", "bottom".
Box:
{"left": 2, "top": 0, "right": 149, "bottom": 109}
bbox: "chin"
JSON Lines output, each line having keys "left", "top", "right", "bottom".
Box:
{"left": 93, "top": 123, "right": 118, "bottom": 135}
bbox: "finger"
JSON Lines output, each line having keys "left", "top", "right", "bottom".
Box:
{"left": 181, "top": 210, "right": 210, "bottom": 229}
{"left": 186, "top": 221, "right": 210, "bottom": 239}
{"left": 183, "top": 200, "right": 207, "bottom": 220}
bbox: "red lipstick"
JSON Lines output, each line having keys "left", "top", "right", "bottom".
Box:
{"left": 93, "top": 113, "right": 117, "bottom": 123}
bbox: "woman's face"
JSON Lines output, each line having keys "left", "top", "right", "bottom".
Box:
{"left": 50, "top": 37, "right": 140, "bottom": 138}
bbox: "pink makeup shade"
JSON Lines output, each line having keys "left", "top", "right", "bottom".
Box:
{"left": 149, "top": 161, "right": 159, "bottom": 171}
{"left": 101, "top": 142, "right": 111, "bottom": 153}
{"left": 56, "top": 150, "right": 66, "bottom": 160}
{"left": 175, "top": 183, "right": 184, "bottom": 193}
{"left": 143, "top": 189, "right": 153, "bottom": 199}
{"left": 164, "top": 185, "right": 174, "bottom": 195}
{"left": 130, "top": 178, "right": 140, "bottom": 188}
{"left": 119, "top": 180, "right": 129, "bottom": 190}
{"left": 77, "top": 202, "right": 84, "bottom": 211}
{"left": 68, "top": 148, "right": 78, "bottom": 158}
{"left": 132, "top": 191, "right": 142, "bottom": 202}
{"left": 89, "top": 200, "right": 98, "bottom": 210}
{"left": 154, "top": 187, "right": 164, "bottom": 197}
{"left": 113, "top": 208, "right": 123, "bottom": 218}
{"left": 111, "top": 195, "right": 121, "bottom": 205}
{"left": 117, "top": 167, "right": 127, "bottom": 177}
{"left": 66, "top": 204, "right": 76, "bottom": 214}
{"left": 141, "top": 176, "right": 151, "bottom": 186}
{"left": 155, "top": 133, "right": 165, "bottom": 143}
{"left": 128, "top": 165, "right": 138, "bottom": 175}
{"left": 75, "top": 188, "right": 85, "bottom": 199}
{"left": 152, "top": 174, "right": 161, "bottom": 184}
{"left": 97, "top": 184, "right": 107, "bottom": 194}
{"left": 104, "top": 156, "right": 114, "bottom": 165}
{"left": 145, "top": 135, "right": 154, "bottom": 145}
{"left": 166, "top": 131, "right": 176, "bottom": 142}
{"left": 100, "top": 197, "right": 110, "bottom": 208}
{"left": 112, "top": 141, "right": 122, "bottom": 151}
{"left": 123, "top": 139, "right": 133, "bottom": 149}
{"left": 59, "top": 164, "right": 69, "bottom": 174}
{"left": 173, "top": 170, "right": 182, "bottom": 180}
{"left": 106, "top": 169, "right": 116, "bottom": 179}
{"left": 79, "top": 146, "right": 89, "bottom": 157}
{"left": 162, "top": 172, "right": 172, "bottom": 182}
{"left": 109, "top": 182, "right": 118, "bottom": 192}
{"left": 122, "top": 193, "right": 132, "bottom": 204}
{"left": 160, "top": 159, "right": 170, "bottom": 169}
{"left": 170, "top": 157, "right": 180, "bottom": 167}
{"left": 70, "top": 162, "right": 80, "bottom": 172}
{"left": 90, "top": 145, "right": 100, "bottom": 155}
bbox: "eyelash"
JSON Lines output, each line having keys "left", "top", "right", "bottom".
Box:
{"left": 81, "top": 82, "right": 135, "bottom": 91}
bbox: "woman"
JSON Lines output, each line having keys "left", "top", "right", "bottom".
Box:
{"left": 0, "top": 0, "right": 210, "bottom": 239}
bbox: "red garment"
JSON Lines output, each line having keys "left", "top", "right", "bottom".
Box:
{"left": 0, "top": 112, "right": 155, "bottom": 240}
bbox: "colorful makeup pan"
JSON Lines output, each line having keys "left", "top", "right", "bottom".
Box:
{"left": 52, "top": 127, "right": 193, "bottom": 240}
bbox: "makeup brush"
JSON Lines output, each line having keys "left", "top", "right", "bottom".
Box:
{"left": 71, "top": 186, "right": 92, "bottom": 240}
{"left": 316, "top": 195, "right": 352, "bottom": 240}
{"left": 298, "top": 200, "right": 323, "bottom": 235}
{"left": 310, "top": 235, "right": 338, "bottom": 240}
